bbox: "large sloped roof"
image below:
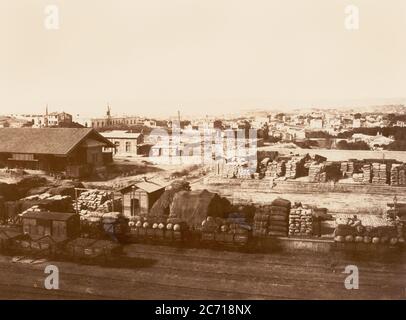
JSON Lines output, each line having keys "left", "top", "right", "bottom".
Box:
{"left": 0, "top": 128, "right": 114, "bottom": 155}
{"left": 20, "top": 211, "right": 79, "bottom": 221}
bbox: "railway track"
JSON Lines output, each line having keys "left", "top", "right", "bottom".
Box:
{"left": 0, "top": 245, "right": 403, "bottom": 299}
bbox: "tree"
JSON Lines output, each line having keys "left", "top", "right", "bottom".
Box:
{"left": 213, "top": 120, "right": 223, "bottom": 130}
{"left": 354, "top": 113, "right": 362, "bottom": 120}
{"left": 336, "top": 140, "right": 370, "bottom": 150}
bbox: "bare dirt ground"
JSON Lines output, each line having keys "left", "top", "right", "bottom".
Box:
{"left": 0, "top": 244, "right": 405, "bottom": 300}
{"left": 192, "top": 178, "right": 406, "bottom": 215}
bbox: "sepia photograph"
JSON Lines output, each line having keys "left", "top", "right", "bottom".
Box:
{"left": 0, "top": 0, "right": 405, "bottom": 306}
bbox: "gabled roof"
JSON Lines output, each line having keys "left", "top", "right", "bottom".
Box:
{"left": 21, "top": 211, "right": 79, "bottom": 221}
{"left": 119, "top": 180, "right": 165, "bottom": 194}
{"left": 0, "top": 128, "right": 114, "bottom": 155}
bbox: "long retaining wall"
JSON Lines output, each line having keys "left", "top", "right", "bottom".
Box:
{"left": 200, "top": 176, "right": 406, "bottom": 215}
{"left": 203, "top": 176, "right": 406, "bottom": 195}
{"left": 259, "top": 237, "right": 404, "bottom": 254}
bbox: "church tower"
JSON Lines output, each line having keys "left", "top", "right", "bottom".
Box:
{"left": 106, "top": 103, "right": 112, "bottom": 126}
{"left": 44, "top": 104, "right": 49, "bottom": 127}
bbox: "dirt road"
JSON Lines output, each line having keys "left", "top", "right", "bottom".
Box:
{"left": 0, "top": 244, "right": 404, "bottom": 300}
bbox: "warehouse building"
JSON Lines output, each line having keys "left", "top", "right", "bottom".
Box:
{"left": 0, "top": 128, "right": 115, "bottom": 178}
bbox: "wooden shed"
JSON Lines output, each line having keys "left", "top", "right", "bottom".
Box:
{"left": 21, "top": 211, "right": 80, "bottom": 240}
{"left": 119, "top": 180, "right": 165, "bottom": 218}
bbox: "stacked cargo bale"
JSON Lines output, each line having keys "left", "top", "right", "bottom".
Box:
{"left": 258, "top": 158, "right": 270, "bottom": 178}
{"left": 265, "top": 160, "right": 286, "bottom": 178}
{"left": 253, "top": 198, "right": 291, "bottom": 237}
{"left": 352, "top": 173, "right": 364, "bottom": 183}
{"left": 235, "top": 166, "right": 252, "bottom": 179}
{"left": 19, "top": 193, "right": 73, "bottom": 214}
{"left": 390, "top": 164, "right": 406, "bottom": 186}
{"left": 340, "top": 161, "right": 354, "bottom": 178}
{"left": 372, "top": 163, "right": 388, "bottom": 185}
{"left": 285, "top": 156, "right": 307, "bottom": 179}
{"left": 285, "top": 159, "right": 298, "bottom": 179}
{"left": 309, "top": 161, "right": 341, "bottom": 183}
{"left": 334, "top": 215, "right": 404, "bottom": 245}
{"left": 253, "top": 206, "right": 269, "bottom": 237}
{"left": 289, "top": 204, "right": 313, "bottom": 237}
{"left": 96, "top": 198, "right": 122, "bottom": 213}
{"left": 73, "top": 190, "right": 111, "bottom": 212}
{"left": 201, "top": 213, "right": 251, "bottom": 245}
{"left": 265, "top": 161, "right": 278, "bottom": 178}
{"left": 399, "top": 166, "right": 406, "bottom": 185}
{"left": 221, "top": 162, "right": 252, "bottom": 179}
{"left": 362, "top": 163, "right": 372, "bottom": 183}
{"left": 128, "top": 215, "right": 185, "bottom": 242}
{"left": 308, "top": 162, "right": 326, "bottom": 182}
{"left": 268, "top": 198, "right": 291, "bottom": 237}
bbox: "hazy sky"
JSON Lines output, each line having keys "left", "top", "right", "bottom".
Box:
{"left": 1, "top": 0, "right": 405, "bottom": 118}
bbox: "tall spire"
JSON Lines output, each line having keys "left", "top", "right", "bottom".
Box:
{"left": 44, "top": 104, "right": 49, "bottom": 127}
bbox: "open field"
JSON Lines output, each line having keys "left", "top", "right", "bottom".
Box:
{"left": 0, "top": 244, "right": 404, "bottom": 300}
